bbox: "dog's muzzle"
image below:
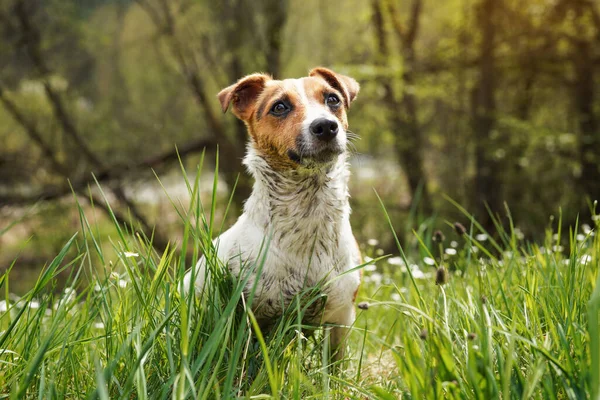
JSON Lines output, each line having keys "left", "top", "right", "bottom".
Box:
{"left": 288, "top": 118, "right": 345, "bottom": 165}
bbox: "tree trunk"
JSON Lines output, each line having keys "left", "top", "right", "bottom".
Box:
{"left": 263, "top": 0, "right": 289, "bottom": 79}
{"left": 398, "top": 44, "right": 431, "bottom": 212}
{"left": 472, "top": 0, "right": 502, "bottom": 231}
{"left": 371, "top": 0, "right": 431, "bottom": 213}
{"left": 573, "top": 40, "right": 600, "bottom": 209}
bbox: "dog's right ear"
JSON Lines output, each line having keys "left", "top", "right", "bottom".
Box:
{"left": 218, "top": 73, "right": 271, "bottom": 121}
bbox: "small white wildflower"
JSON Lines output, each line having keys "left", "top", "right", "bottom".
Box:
{"left": 475, "top": 233, "right": 488, "bottom": 241}
{"left": 94, "top": 283, "right": 102, "bottom": 292}
{"left": 110, "top": 272, "right": 120, "bottom": 280}
{"left": 62, "top": 287, "right": 77, "bottom": 303}
{"left": 423, "top": 257, "right": 436, "bottom": 266}
{"left": 365, "top": 264, "right": 377, "bottom": 272}
{"left": 123, "top": 252, "right": 139, "bottom": 258}
{"left": 563, "top": 259, "right": 571, "bottom": 265}
{"left": 388, "top": 256, "right": 405, "bottom": 266}
{"left": 45, "top": 309, "right": 52, "bottom": 316}
{"left": 552, "top": 245, "right": 564, "bottom": 253}
{"left": 409, "top": 264, "right": 431, "bottom": 279}
{"left": 29, "top": 300, "right": 40, "bottom": 309}
{"left": 369, "top": 273, "right": 382, "bottom": 285}
{"left": 0, "top": 300, "right": 8, "bottom": 313}
{"left": 471, "top": 246, "right": 479, "bottom": 253}
{"left": 445, "top": 248, "right": 457, "bottom": 256}
{"left": 592, "top": 215, "right": 600, "bottom": 222}
{"left": 367, "top": 239, "right": 379, "bottom": 247}
{"left": 93, "top": 322, "right": 105, "bottom": 329}
{"left": 582, "top": 224, "right": 592, "bottom": 234}
{"left": 581, "top": 255, "right": 592, "bottom": 265}
{"left": 375, "top": 248, "right": 384, "bottom": 256}
{"left": 552, "top": 233, "right": 559, "bottom": 241}
{"left": 364, "top": 256, "right": 373, "bottom": 263}
{"left": 455, "top": 270, "right": 463, "bottom": 277}
{"left": 391, "top": 292, "right": 401, "bottom": 301}
{"left": 576, "top": 234, "right": 585, "bottom": 242}
{"left": 514, "top": 228, "right": 525, "bottom": 240}
{"left": 412, "top": 269, "right": 428, "bottom": 279}
{"left": 118, "top": 280, "right": 128, "bottom": 288}
{"left": 450, "top": 240, "right": 458, "bottom": 248}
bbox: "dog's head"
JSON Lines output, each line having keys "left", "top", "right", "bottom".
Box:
{"left": 218, "top": 67, "right": 359, "bottom": 170}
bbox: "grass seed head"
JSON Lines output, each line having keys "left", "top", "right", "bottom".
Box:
{"left": 433, "top": 230, "right": 445, "bottom": 243}
{"left": 435, "top": 266, "right": 448, "bottom": 285}
{"left": 357, "top": 301, "right": 369, "bottom": 310}
{"left": 454, "top": 222, "right": 467, "bottom": 236}
{"left": 419, "top": 328, "right": 428, "bottom": 340}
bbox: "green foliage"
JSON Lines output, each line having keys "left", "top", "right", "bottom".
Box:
{"left": 1, "top": 164, "right": 598, "bottom": 398}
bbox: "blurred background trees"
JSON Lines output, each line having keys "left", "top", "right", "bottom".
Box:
{"left": 0, "top": 0, "right": 599, "bottom": 288}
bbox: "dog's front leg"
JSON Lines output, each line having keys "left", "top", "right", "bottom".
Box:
{"left": 329, "top": 304, "right": 356, "bottom": 362}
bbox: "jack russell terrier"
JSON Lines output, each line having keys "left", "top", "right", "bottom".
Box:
{"left": 184, "top": 67, "right": 362, "bottom": 359}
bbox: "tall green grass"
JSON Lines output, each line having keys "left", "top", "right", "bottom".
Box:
{"left": 0, "top": 162, "right": 598, "bottom": 399}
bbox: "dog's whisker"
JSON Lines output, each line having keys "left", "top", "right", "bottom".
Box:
{"left": 346, "top": 142, "right": 359, "bottom": 155}
{"left": 346, "top": 130, "right": 361, "bottom": 142}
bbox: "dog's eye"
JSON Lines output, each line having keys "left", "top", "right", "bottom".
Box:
{"left": 270, "top": 101, "right": 290, "bottom": 116}
{"left": 326, "top": 94, "right": 341, "bottom": 107}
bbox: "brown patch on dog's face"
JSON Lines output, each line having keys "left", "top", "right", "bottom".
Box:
{"left": 218, "top": 68, "right": 360, "bottom": 170}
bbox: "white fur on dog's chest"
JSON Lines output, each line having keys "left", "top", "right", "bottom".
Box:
{"left": 185, "top": 147, "right": 361, "bottom": 325}
{"left": 223, "top": 216, "right": 360, "bottom": 323}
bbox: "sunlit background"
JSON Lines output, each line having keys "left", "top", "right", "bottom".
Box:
{"left": 0, "top": 0, "right": 599, "bottom": 293}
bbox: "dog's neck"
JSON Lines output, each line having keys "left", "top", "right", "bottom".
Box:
{"left": 242, "top": 144, "right": 351, "bottom": 258}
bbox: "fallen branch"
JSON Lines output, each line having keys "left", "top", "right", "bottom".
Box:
{"left": 0, "top": 136, "right": 215, "bottom": 206}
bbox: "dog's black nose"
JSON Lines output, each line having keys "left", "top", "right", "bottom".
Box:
{"left": 309, "top": 118, "right": 339, "bottom": 142}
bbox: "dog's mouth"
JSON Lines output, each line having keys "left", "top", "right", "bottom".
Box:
{"left": 287, "top": 144, "right": 344, "bottom": 166}
{"left": 287, "top": 134, "right": 346, "bottom": 166}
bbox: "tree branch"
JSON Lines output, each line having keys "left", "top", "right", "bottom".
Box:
{"left": 405, "top": 0, "right": 422, "bottom": 46}
{"left": 135, "top": 0, "right": 252, "bottom": 201}
{"left": 385, "top": 0, "right": 406, "bottom": 42}
{"left": 0, "top": 82, "right": 68, "bottom": 176}
{"left": 9, "top": 0, "right": 172, "bottom": 252}
{"left": 0, "top": 136, "right": 215, "bottom": 206}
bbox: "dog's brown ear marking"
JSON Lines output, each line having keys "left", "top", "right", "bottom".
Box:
{"left": 309, "top": 67, "right": 360, "bottom": 108}
{"left": 218, "top": 73, "right": 271, "bottom": 120}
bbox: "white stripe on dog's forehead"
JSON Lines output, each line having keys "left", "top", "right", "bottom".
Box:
{"left": 292, "top": 79, "right": 309, "bottom": 105}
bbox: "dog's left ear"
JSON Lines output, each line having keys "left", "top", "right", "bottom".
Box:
{"left": 218, "top": 73, "right": 271, "bottom": 121}
{"left": 309, "top": 67, "right": 360, "bottom": 108}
